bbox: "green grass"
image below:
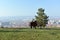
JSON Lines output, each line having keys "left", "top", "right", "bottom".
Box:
{"left": 0, "top": 28, "right": 60, "bottom": 40}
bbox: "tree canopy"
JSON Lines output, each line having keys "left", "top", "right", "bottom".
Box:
{"left": 35, "top": 8, "right": 49, "bottom": 28}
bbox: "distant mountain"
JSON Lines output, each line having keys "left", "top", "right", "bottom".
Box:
{"left": 0, "top": 16, "right": 34, "bottom": 22}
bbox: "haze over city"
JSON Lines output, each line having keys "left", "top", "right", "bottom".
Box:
{"left": 0, "top": 0, "right": 60, "bottom": 28}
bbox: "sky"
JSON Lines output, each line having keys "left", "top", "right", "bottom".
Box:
{"left": 0, "top": 0, "right": 60, "bottom": 18}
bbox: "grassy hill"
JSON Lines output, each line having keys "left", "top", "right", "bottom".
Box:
{"left": 0, "top": 28, "right": 60, "bottom": 40}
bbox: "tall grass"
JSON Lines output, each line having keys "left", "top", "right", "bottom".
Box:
{"left": 0, "top": 28, "right": 60, "bottom": 40}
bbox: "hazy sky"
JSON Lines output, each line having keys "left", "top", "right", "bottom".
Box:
{"left": 0, "top": 0, "right": 60, "bottom": 18}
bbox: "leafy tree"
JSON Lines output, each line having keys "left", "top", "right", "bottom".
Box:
{"left": 35, "top": 8, "right": 49, "bottom": 28}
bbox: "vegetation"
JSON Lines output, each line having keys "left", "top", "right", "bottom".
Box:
{"left": 35, "top": 8, "right": 49, "bottom": 28}
{"left": 0, "top": 28, "right": 60, "bottom": 40}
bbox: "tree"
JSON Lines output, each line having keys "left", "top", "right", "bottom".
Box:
{"left": 35, "top": 8, "right": 49, "bottom": 28}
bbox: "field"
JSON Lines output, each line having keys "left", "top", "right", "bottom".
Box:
{"left": 0, "top": 28, "right": 60, "bottom": 40}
